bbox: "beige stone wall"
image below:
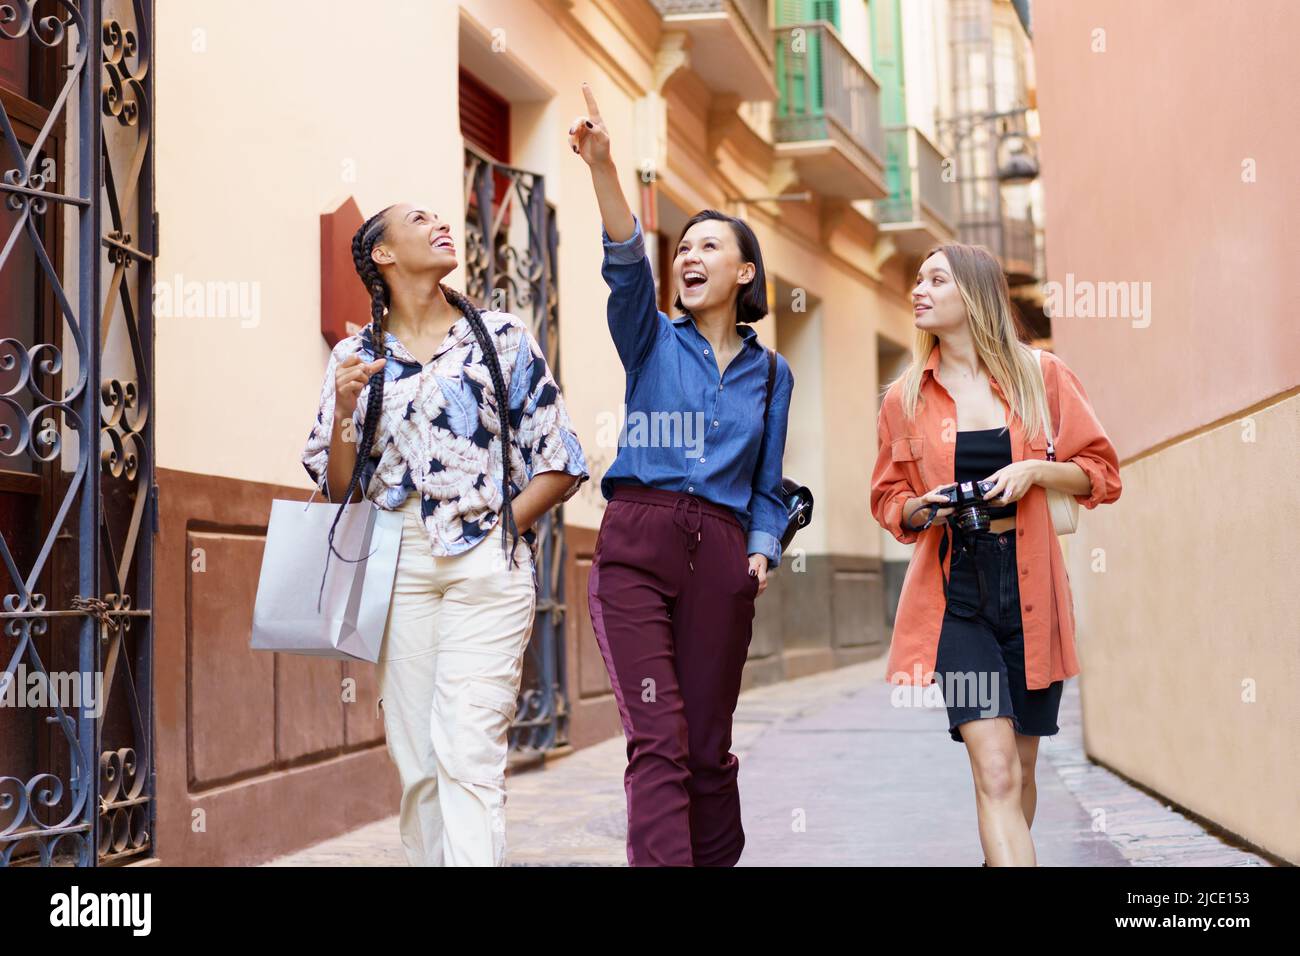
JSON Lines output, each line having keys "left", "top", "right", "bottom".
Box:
{"left": 1066, "top": 395, "right": 1299, "bottom": 862}
{"left": 154, "top": 0, "right": 463, "bottom": 493}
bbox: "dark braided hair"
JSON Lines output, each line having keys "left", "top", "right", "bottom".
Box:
{"left": 440, "top": 283, "right": 523, "bottom": 569}
{"left": 318, "top": 207, "right": 522, "bottom": 608}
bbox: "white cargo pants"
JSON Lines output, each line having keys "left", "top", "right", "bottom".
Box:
{"left": 375, "top": 493, "right": 536, "bottom": 866}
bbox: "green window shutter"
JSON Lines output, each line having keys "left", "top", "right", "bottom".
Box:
{"left": 775, "top": 0, "right": 838, "bottom": 27}
{"left": 871, "top": 0, "right": 909, "bottom": 203}
{"left": 811, "top": 0, "right": 840, "bottom": 29}
{"left": 776, "top": 27, "right": 814, "bottom": 117}
{"left": 774, "top": 0, "right": 805, "bottom": 26}
{"left": 775, "top": 0, "right": 835, "bottom": 122}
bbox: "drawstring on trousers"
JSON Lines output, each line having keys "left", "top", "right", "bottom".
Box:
{"left": 672, "top": 497, "right": 703, "bottom": 571}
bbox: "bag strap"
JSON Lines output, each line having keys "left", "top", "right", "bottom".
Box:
{"left": 465, "top": 306, "right": 523, "bottom": 487}
{"left": 1031, "top": 347, "right": 1057, "bottom": 462}
{"left": 764, "top": 345, "right": 776, "bottom": 420}
{"left": 754, "top": 344, "right": 777, "bottom": 462}
{"left": 747, "top": 344, "right": 779, "bottom": 511}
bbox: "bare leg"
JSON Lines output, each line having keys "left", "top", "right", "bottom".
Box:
{"left": 1014, "top": 733, "right": 1042, "bottom": 829}
{"left": 959, "top": 716, "right": 1036, "bottom": 867}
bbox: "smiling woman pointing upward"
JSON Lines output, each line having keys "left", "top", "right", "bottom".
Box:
{"left": 571, "top": 83, "right": 794, "bottom": 867}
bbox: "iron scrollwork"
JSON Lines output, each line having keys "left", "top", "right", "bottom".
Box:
{"left": 0, "top": 0, "right": 154, "bottom": 867}
{"left": 463, "top": 145, "right": 569, "bottom": 754}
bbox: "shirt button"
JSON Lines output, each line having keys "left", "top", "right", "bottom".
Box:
{"left": 1018, "top": 527, "right": 1025, "bottom": 536}
{"left": 699, "top": 457, "right": 706, "bottom": 463}
{"left": 704, "top": 348, "right": 710, "bottom": 355}
{"left": 1021, "top": 567, "right": 1028, "bottom": 576}
{"left": 1025, "top": 604, "right": 1033, "bottom": 612}
{"left": 688, "top": 485, "right": 694, "bottom": 492}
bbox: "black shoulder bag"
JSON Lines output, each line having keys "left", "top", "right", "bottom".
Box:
{"left": 759, "top": 346, "right": 813, "bottom": 553}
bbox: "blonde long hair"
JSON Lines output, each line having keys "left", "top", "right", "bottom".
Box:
{"left": 891, "top": 242, "right": 1050, "bottom": 446}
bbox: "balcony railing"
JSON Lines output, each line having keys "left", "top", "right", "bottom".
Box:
{"left": 876, "top": 125, "right": 959, "bottom": 233}
{"left": 652, "top": 0, "right": 772, "bottom": 66}
{"left": 774, "top": 22, "right": 883, "bottom": 167}
{"left": 961, "top": 215, "right": 1039, "bottom": 281}
{"left": 1002, "top": 214, "right": 1036, "bottom": 274}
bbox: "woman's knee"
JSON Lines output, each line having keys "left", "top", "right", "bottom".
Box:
{"left": 964, "top": 723, "right": 1023, "bottom": 801}
{"left": 1015, "top": 736, "right": 1041, "bottom": 789}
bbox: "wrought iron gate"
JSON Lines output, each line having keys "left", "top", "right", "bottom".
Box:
{"left": 463, "top": 145, "right": 569, "bottom": 754}
{"left": 0, "top": 0, "right": 154, "bottom": 866}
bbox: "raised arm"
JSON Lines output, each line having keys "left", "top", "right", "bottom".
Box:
{"left": 570, "top": 83, "right": 665, "bottom": 372}
{"left": 570, "top": 82, "right": 634, "bottom": 241}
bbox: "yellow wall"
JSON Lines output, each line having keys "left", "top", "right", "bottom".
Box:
{"left": 1067, "top": 396, "right": 1299, "bottom": 862}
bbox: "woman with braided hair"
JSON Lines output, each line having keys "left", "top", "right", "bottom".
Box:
{"left": 301, "top": 203, "right": 588, "bottom": 866}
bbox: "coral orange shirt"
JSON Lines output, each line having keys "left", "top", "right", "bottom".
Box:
{"left": 870, "top": 343, "right": 1122, "bottom": 690}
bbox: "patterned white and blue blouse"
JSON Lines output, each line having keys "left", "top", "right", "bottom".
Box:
{"left": 302, "top": 310, "right": 589, "bottom": 557}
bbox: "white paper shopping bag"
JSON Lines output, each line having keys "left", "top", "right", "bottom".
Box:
{"left": 251, "top": 494, "right": 403, "bottom": 663}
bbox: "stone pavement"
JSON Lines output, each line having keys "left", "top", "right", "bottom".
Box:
{"left": 266, "top": 656, "right": 1270, "bottom": 867}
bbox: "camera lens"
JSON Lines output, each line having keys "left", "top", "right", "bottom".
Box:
{"left": 954, "top": 504, "right": 990, "bottom": 534}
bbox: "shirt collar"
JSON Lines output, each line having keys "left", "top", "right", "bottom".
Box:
{"left": 360, "top": 315, "right": 474, "bottom": 365}
{"left": 922, "top": 339, "right": 1007, "bottom": 398}
{"left": 672, "top": 313, "right": 762, "bottom": 349}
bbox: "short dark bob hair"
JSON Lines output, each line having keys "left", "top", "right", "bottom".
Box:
{"left": 672, "top": 209, "right": 769, "bottom": 325}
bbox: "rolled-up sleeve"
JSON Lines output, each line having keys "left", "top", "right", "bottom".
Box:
{"left": 1049, "top": 357, "right": 1122, "bottom": 509}
{"left": 600, "top": 216, "right": 668, "bottom": 373}
{"left": 747, "top": 355, "right": 794, "bottom": 568}
{"left": 869, "top": 403, "right": 921, "bottom": 545}
{"left": 509, "top": 325, "right": 590, "bottom": 501}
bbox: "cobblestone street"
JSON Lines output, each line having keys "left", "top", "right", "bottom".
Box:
{"left": 267, "top": 656, "right": 1269, "bottom": 867}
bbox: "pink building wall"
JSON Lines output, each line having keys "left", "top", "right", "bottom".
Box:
{"left": 1033, "top": 0, "right": 1299, "bottom": 460}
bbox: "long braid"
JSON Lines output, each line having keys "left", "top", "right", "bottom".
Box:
{"left": 316, "top": 208, "right": 393, "bottom": 610}
{"left": 440, "top": 283, "right": 522, "bottom": 569}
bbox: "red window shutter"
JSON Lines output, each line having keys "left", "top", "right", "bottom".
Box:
{"left": 459, "top": 69, "right": 513, "bottom": 267}
{"left": 459, "top": 69, "right": 510, "bottom": 162}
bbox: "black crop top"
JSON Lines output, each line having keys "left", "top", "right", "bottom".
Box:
{"left": 954, "top": 427, "right": 1016, "bottom": 520}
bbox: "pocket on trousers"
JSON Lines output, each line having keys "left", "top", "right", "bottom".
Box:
{"left": 945, "top": 598, "right": 979, "bottom": 620}
{"left": 451, "top": 679, "right": 518, "bottom": 788}
{"left": 945, "top": 557, "right": 982, "bottom": 619}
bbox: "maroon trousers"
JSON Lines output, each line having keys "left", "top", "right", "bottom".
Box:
{"left": 587, "top": 484, "right": 759, "bottom": 867}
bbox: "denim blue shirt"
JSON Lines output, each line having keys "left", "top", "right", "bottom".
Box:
{"left": 599, "top": 217, "right": 793, "bottom": 567}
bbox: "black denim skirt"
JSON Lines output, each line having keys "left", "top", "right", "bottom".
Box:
{"left": 932, "top": 527, "right": 1064, "bottom": 743}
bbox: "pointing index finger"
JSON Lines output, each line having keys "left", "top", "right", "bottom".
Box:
{"left": 581, "top": 83, "right": 602, "bottom": 123}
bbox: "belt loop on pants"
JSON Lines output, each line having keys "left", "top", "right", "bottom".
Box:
{"left": 672, "top": 496, "right": 703, "bottom": 571}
